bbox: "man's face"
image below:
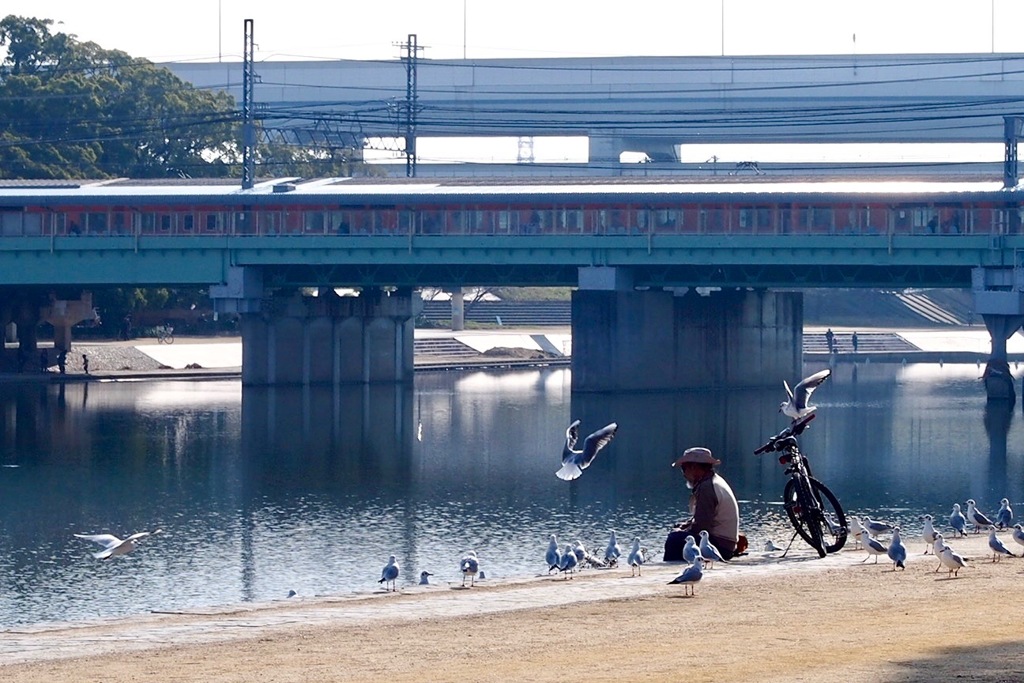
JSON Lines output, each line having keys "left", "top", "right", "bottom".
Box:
{"left": 681, "top": 462, "right": 702, "bottom": 486}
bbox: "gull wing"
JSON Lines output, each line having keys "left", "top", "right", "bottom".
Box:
{"left": 782, "top": 379, "right": 794, "bottom": 401}
{"left": 792, "top": 369, "right": 831, "bottom": 409}
{"left": 74, "top": 533, "right": 122, "bottom": 550}
{"left": 564, "top": 419, "right": 581, "bottom": 452}
{"left": 579, "top": 423, "right": 618, "bottom": 469}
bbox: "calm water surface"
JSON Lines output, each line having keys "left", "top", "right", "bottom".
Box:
{"left": 1, "top": 362, "right": 1021, "bottom": 627}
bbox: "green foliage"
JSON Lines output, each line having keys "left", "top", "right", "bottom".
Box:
{"left": 0, "top": 15, "right": 237, "bottom": 179}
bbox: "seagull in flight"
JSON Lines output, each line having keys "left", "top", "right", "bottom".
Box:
{"left": 556, "top": 419, "right": 618, "bottom": 481}
{"left": 779, "top": 368, "right": 831, "bottom": 421}
{"left": 74, "top": 529, "right": 162, "bottom": 560}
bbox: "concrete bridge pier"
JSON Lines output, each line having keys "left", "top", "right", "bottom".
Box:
{"left": 41, "top": 292, "right": 98, "bottom": 352}
{"left": 972, "top": 267, "right": 1024, "bottom": 400}
{"left": 571, "top": 267, "right": 802, "bottom": 392}
{"left": 212, "top": 268, "right": 419, "bottom": 386}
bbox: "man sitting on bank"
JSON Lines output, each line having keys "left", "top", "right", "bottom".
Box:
{"left": 664, "top": 447, "right": 741, "bottom": 561}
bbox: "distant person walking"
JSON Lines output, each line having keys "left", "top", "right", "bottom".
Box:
{"left": 825, "top": 328, "right": 835, "bottom": 353}
{"left": 82, "top": 354, "right": 89, "bottom": 375}
{"left": 851, "top": 331, "right": 859, "bottom": 353}
{"left": 57, "top": 350, "right": 67, "bottom": 375}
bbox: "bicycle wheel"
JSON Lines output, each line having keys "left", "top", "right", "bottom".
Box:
{"left": 783, "top": 477, "right": 847, "bottom": 556}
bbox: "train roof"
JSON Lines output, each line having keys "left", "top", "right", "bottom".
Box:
{"left": 0, "top": 174, "right": 1016, "bottom": 207}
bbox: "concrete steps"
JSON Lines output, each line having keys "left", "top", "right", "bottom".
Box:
{"left": 804, "top": 331, "right": 920, "bottom": 354}
{"left": 419, "top": 300, "right": 571, "bottom": 326}
{"left": 413, "top": 337, "right": 479, "bottom": 358}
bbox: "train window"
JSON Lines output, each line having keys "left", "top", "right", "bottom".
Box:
{"left": 303, "top": 211, "right": 325, "bottom": 233}
{"left": 86, "top": 212, "right": 107, "bottom": 234}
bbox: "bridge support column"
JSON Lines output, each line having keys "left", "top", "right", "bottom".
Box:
{"left": 235, "top": 289, "right": 419, "bottom": 387}
{"left": 972, "top": 266, "right": 1024, "bottom": 400}
{"left": 41, "top": 292, "right": 98, "bottom": 352}
{"left": 572, "top": 274, "right": 801, "bottom": 392}
{"left": 449, "top": 287, "right": 465, "bottom": 331}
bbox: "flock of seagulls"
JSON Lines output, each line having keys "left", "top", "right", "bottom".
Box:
{"left": 851, "top": 498, "right": 1024, "bottom": 577}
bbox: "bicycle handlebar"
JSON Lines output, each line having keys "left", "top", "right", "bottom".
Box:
{"left": 754, "top": 413, "right": 816, "bottom": 455}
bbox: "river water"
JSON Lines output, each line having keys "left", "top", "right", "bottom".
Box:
{"left": 0, "top": 362, "right": 1020, "bottom": 628}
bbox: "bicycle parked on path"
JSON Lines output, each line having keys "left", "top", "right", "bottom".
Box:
{"left": 156, "top": 324, "right": 174, "bottom": 344}
{"left": 754, "top": 413, "right": 847, "bottom": 557}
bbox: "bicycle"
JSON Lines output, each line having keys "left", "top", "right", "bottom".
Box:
{"left": 156, "top": 324, "right": 175, "bottom": 344}
{"left": 754, "top": 413, "right": 847, "bottom": 557}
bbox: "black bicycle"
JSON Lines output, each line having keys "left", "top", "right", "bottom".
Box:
{"left": 754, "top": 413, "right": 847, "bottom": 557}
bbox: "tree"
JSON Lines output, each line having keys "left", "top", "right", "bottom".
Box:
{"left": 0, "top": 15, "right": 237, "bottom": 179}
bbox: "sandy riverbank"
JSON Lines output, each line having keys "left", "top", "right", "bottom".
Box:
{"left": 3, "top": 532, "right": 1022, "bottom": 682}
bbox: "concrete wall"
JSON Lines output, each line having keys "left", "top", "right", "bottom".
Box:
{"left": 240, "top": 291, "right": 418, "bottom": 386}
{"left": 571, "top": 288, "right": 802, "bottom": 392}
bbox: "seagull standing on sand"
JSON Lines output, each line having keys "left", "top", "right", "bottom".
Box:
{"left": 887, "top": 527, "right": 906, "bottom": 570}
{"left": 966, "top": 499, "right": 994, "bottom": 533}
{"left": 627, "top": 537, "right": 645, "bottom": 576}
{"left": 1012, "top": 524, "right": 1024, "bottom": 552}
{"left": 949, "top": 504, "right": 967, "bottom": 537}
{"left": 558, "top": 544, "right": 578, "bottom": 579}
{"left": 684, "top": 535, "right": 702, "bottom": 563}
{"left": 864, "top": 517, "right": 895, "bottom": 537}
{"left": 778, "top": 368, "right": 831, "bottom": 421}
{"left": 460, "top": 551, "right": 480, "bottom": 587}
{"left": 861, "top": 532, "right": 888, "bottom": 564}
{"left": 668, "top": 556, "right": 704, "bottom": 596}
{"left": 932, "top": 533, "right": 952, "bottom": 572}
{"left": 419, "top": 571, "right": 433, "bottom": 585}
{"left": 987, "top": 528, "right": 1015, "bottom": 562}
{"left": 996, "top": 499, "right": 1013, "bottom": 529}
{"left": 698, "top": 530, "right": 726, "bottom": 569}
{"left": 74, "top": 529, "right": 162, "bottom": 560}
{"left": 938, "top": 543, "right": 967, "bottom": 578}
{"left": 378, "top": 554, "right": 400, "bottom": 592}
{"left": 919, "top": 514, "right": 938, "bottom": 554}
{"left": 556, "top": 420, "right": 618, "bottom": 481}
{"left": 545, "top": 534, "right": 561, "bottom": 574}
{"left": 604, "top": 530, "right": 622, "bottom": 567}
{"left": 849, "top": 516, "right": 872, "bottom": 547}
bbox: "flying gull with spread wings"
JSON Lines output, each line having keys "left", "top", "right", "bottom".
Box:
{"left": 556, "top": 419, "right": 618, "bottom": 481}
{"left": 779, "top": 368, "right": 831, "bottom": 421}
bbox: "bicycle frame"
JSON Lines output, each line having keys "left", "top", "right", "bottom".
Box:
{"left": 755, "top": 414, "right": 847, "bottom": 557}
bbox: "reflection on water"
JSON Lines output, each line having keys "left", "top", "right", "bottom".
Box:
{"left": 0, "top": 363, "right": 1021, "bottom": 627}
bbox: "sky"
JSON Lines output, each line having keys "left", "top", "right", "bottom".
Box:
{"left": 5, "top": 1, "right": 1020, "bottom": 164}
{"left": 7, "top": 0, "right": 1024, "bottom": 63}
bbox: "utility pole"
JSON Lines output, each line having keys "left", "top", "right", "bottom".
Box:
{"left": 241, "top": 18, "right": 256, "bottom": 190}
{"left": 401, "top": 34, "right": 423, "bottom": 178}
